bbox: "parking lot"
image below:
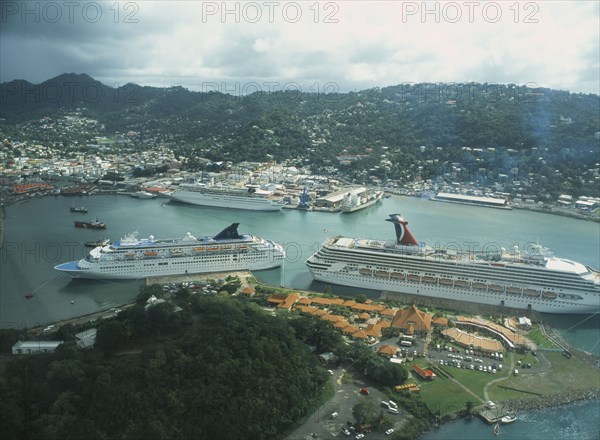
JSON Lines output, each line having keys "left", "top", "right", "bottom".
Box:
{"left": 285, "top": 368, "right": 409, "bottom": 440}
{"left": 428, "top": 345, "right": 507, "bottom": 374}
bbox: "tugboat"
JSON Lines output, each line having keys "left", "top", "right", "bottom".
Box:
{"left": 70, "top": 206, "right": 88, "bottom": 213}
{"left": 74, "top": 219, "right": 106, "bottom": 229}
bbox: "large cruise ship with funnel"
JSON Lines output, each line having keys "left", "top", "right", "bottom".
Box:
{"left": 55, "top": 223, "right": 285, "bottom": 279}
{"left": 306, "top": 214, "right": 600, "bottom": 314}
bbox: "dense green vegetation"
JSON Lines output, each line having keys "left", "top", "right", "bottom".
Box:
{"left": 2, "top": 75, "right": 598, "bottom": 196}
{"left": 0, "top": 292, "right": 329, "bottom": 440}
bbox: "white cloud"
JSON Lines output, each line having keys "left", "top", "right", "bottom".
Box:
{"left": 1, "top": 1, "right": 598, "bottom": 94}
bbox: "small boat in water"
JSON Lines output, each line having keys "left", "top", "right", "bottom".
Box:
{"left": 25, "top": 292, "right": 34, "bottom": 299}
{"left": 70, "top": 206, "right": 88, "bottom": 213}
{"left": 501, "top": 413, "right": 517, "bottom": 424}
{"left": 493, "top": 423, "right": 500, "bottom": 435}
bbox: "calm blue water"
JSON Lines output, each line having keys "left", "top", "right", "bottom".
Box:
{"left": 1, "top": 194, "right": 599, "bottom": 439}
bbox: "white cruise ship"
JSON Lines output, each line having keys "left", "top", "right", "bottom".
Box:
{"left": 170, "top": 183, "right": 284, "bottom": 211}
{"left": 55, "top": 223, "right": 285, "bottom": 279}
{"left": 306, "top": 214, "right": 600, "bottom": 314}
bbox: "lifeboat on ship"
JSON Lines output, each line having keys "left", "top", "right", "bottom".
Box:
{"left": 523, "top": 288, "right": 540, "bottom": 297}
{"left": 359, "top": 268, "right": 373, "bottom": 276}
{"left": 407, "top": 274, "right": 421, "bottom": 282}
{"left": 472, "top": 282, "right": 487, "bottom": 290}
{"left": 194, "top": 247, "right": 205, "bottom": 252}
{"left": 454, "top": 280, "right": 469, "bottom": 288}
{"left": 422, "top": 276, "right": 438, "bottom": 284}
{"left": 144, "top": 251, "right": 158, "bottom": 257}
{"left": 439, "top": 278, "right": 453, "bottom": 286}
{"left": 506, "top": 287, "right": 522, "bottom": 295}
{"left": 374, "top": 270, "right": 390, "bottom": 278}
{"left": 542, "top": 291, "right": 558, "bottom": 300}
{"left": 124, "top": 253, "right": 135, "bottom": 258}
{"left": 489, "top": 284, "right": 504, "bottom": 292}
{"left": 390, "top": 272, "right": 405, "bottom": 280}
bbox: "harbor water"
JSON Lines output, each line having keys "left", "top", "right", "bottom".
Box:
{"left": 1, "top": 194, "right": 599, "bottom": 439}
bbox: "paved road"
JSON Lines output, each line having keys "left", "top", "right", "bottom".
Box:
{"left": 286, "top": 368, "right": 408, "bottom": 440}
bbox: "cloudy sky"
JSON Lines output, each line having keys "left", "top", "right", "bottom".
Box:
{"left": 1, "top": 1, "right": 599, "bottom": 94}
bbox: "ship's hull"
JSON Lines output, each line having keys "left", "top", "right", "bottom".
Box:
{"left": 56, "top": 253, "right": 283, "bottom": 280}
{"left": 307, "top": 266, "right": 599, "bottom": 314}
{"left": 170, "top": 190, "right": 282, "bottom": 211}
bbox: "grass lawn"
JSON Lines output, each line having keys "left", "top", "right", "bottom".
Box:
{"left": 488, "top": 352, "right": 600, "bottom": 401}
{"left": 527, "top": 326, "right": 558, "bottom": 349}
{"left": 418, "top": 376, "right": 475, "bottom": 416}
{"left": 514, "top": 352, "right": 541, "bottom": 368}
{"left": 447, "top": 366, "right": 498, "bottom": 400}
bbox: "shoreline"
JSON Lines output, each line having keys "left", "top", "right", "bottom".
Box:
{"left": 501, "top": 387, "right": 600, "bottom": 414}
{"left": 1, "top": 189, "right": 599, "bottom": 223}
{"left": 395, "top": 193, "right": 600, "bottom": 223}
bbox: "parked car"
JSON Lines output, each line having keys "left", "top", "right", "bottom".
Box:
{"left": 385, "top": 428, "right": 395, "bottom": 435}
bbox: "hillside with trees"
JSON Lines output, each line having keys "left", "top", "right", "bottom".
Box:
{"left": 2, "top": 75, "right": 598, "bottom": 196}
{"left": 0, "top": 293, "right": 329, "bottom": 440}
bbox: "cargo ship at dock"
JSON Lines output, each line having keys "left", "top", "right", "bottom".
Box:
{"left": 306, "top": 214, "right": 600, "bottom": 314}
{"left": 341, "top": 188, "right": 384, "bottom": 213}
{"left": 55, "top": 223, "right": 285, "bottom": 279}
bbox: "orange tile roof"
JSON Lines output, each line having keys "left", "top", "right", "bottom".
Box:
{"left": 357, "top": 312, "right": 370, "bottom": 320}
{"left": 455, "top": 316, "right": 530, "bottom": 348}
{"left": 412, "top": 364, "right": 436, "bottom": 380}
{"left": 240, "top": 287, "right": 255, "bottom": 296}
{"left": 309, "top": 297, "right": 345, "bottom": 306}
{"left": 267, "top": 294, "right": 287, "bottom": 304}
{"left": 391, "top": 305, "right": 432, "bottom": 333}
{"left": 350, "top": 303, "right": 386, "bottom": 312}
{"left": 277, "top": 292, "right": 300, "bottom": 310}
{"left": 322, "top": 314, "right": 345, "bottom": 322}
{"left": 442, "top": 327, "right": 504, "bottom": 352}
{"left": 381, "top": 308, "right": 397, "bottom": 316}
{"left": 378, "top": 345, "right": 398, "bottom": 356}
{"left": 298, "top": 297, "right": 312, "bottom": 305}
{"left": 334, "top": 320, "right": 350, "bottom": 329}
{"left": 342, "top": 325, "right": 359, "bottom": 335}
{"left": 432, "top": 316, "right": 448, "bottom": 327}
{"left": 351, "top": 330, "right": 368, "bottom": 339}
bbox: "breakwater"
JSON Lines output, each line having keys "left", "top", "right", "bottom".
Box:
{"left": 503, "top": 388, "right": 600, "bottom": 412}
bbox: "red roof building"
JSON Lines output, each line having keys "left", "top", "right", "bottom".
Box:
{"left": 412, "top": 364, "right": 436, "bottom": 381}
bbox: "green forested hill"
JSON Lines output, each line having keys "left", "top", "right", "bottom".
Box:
{"left": 1, "top": 76, "right": 598, "bottom": 192}
{"left": 0, "top": 296, "right": 329, "bottom": 440}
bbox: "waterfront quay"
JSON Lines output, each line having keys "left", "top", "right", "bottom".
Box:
{"left": 8, "top": 264, "right": 600, "bottom": 438}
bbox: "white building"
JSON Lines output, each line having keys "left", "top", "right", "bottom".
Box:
{"left": 12, "top": 340, "right": 63, "bottom": 355}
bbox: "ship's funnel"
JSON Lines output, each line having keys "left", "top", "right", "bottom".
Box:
{"left": 386, "top": 214, "right": 419, "bottom": 246}
{"left": 214, "top": 223, "right": 241, "bottom": 240}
